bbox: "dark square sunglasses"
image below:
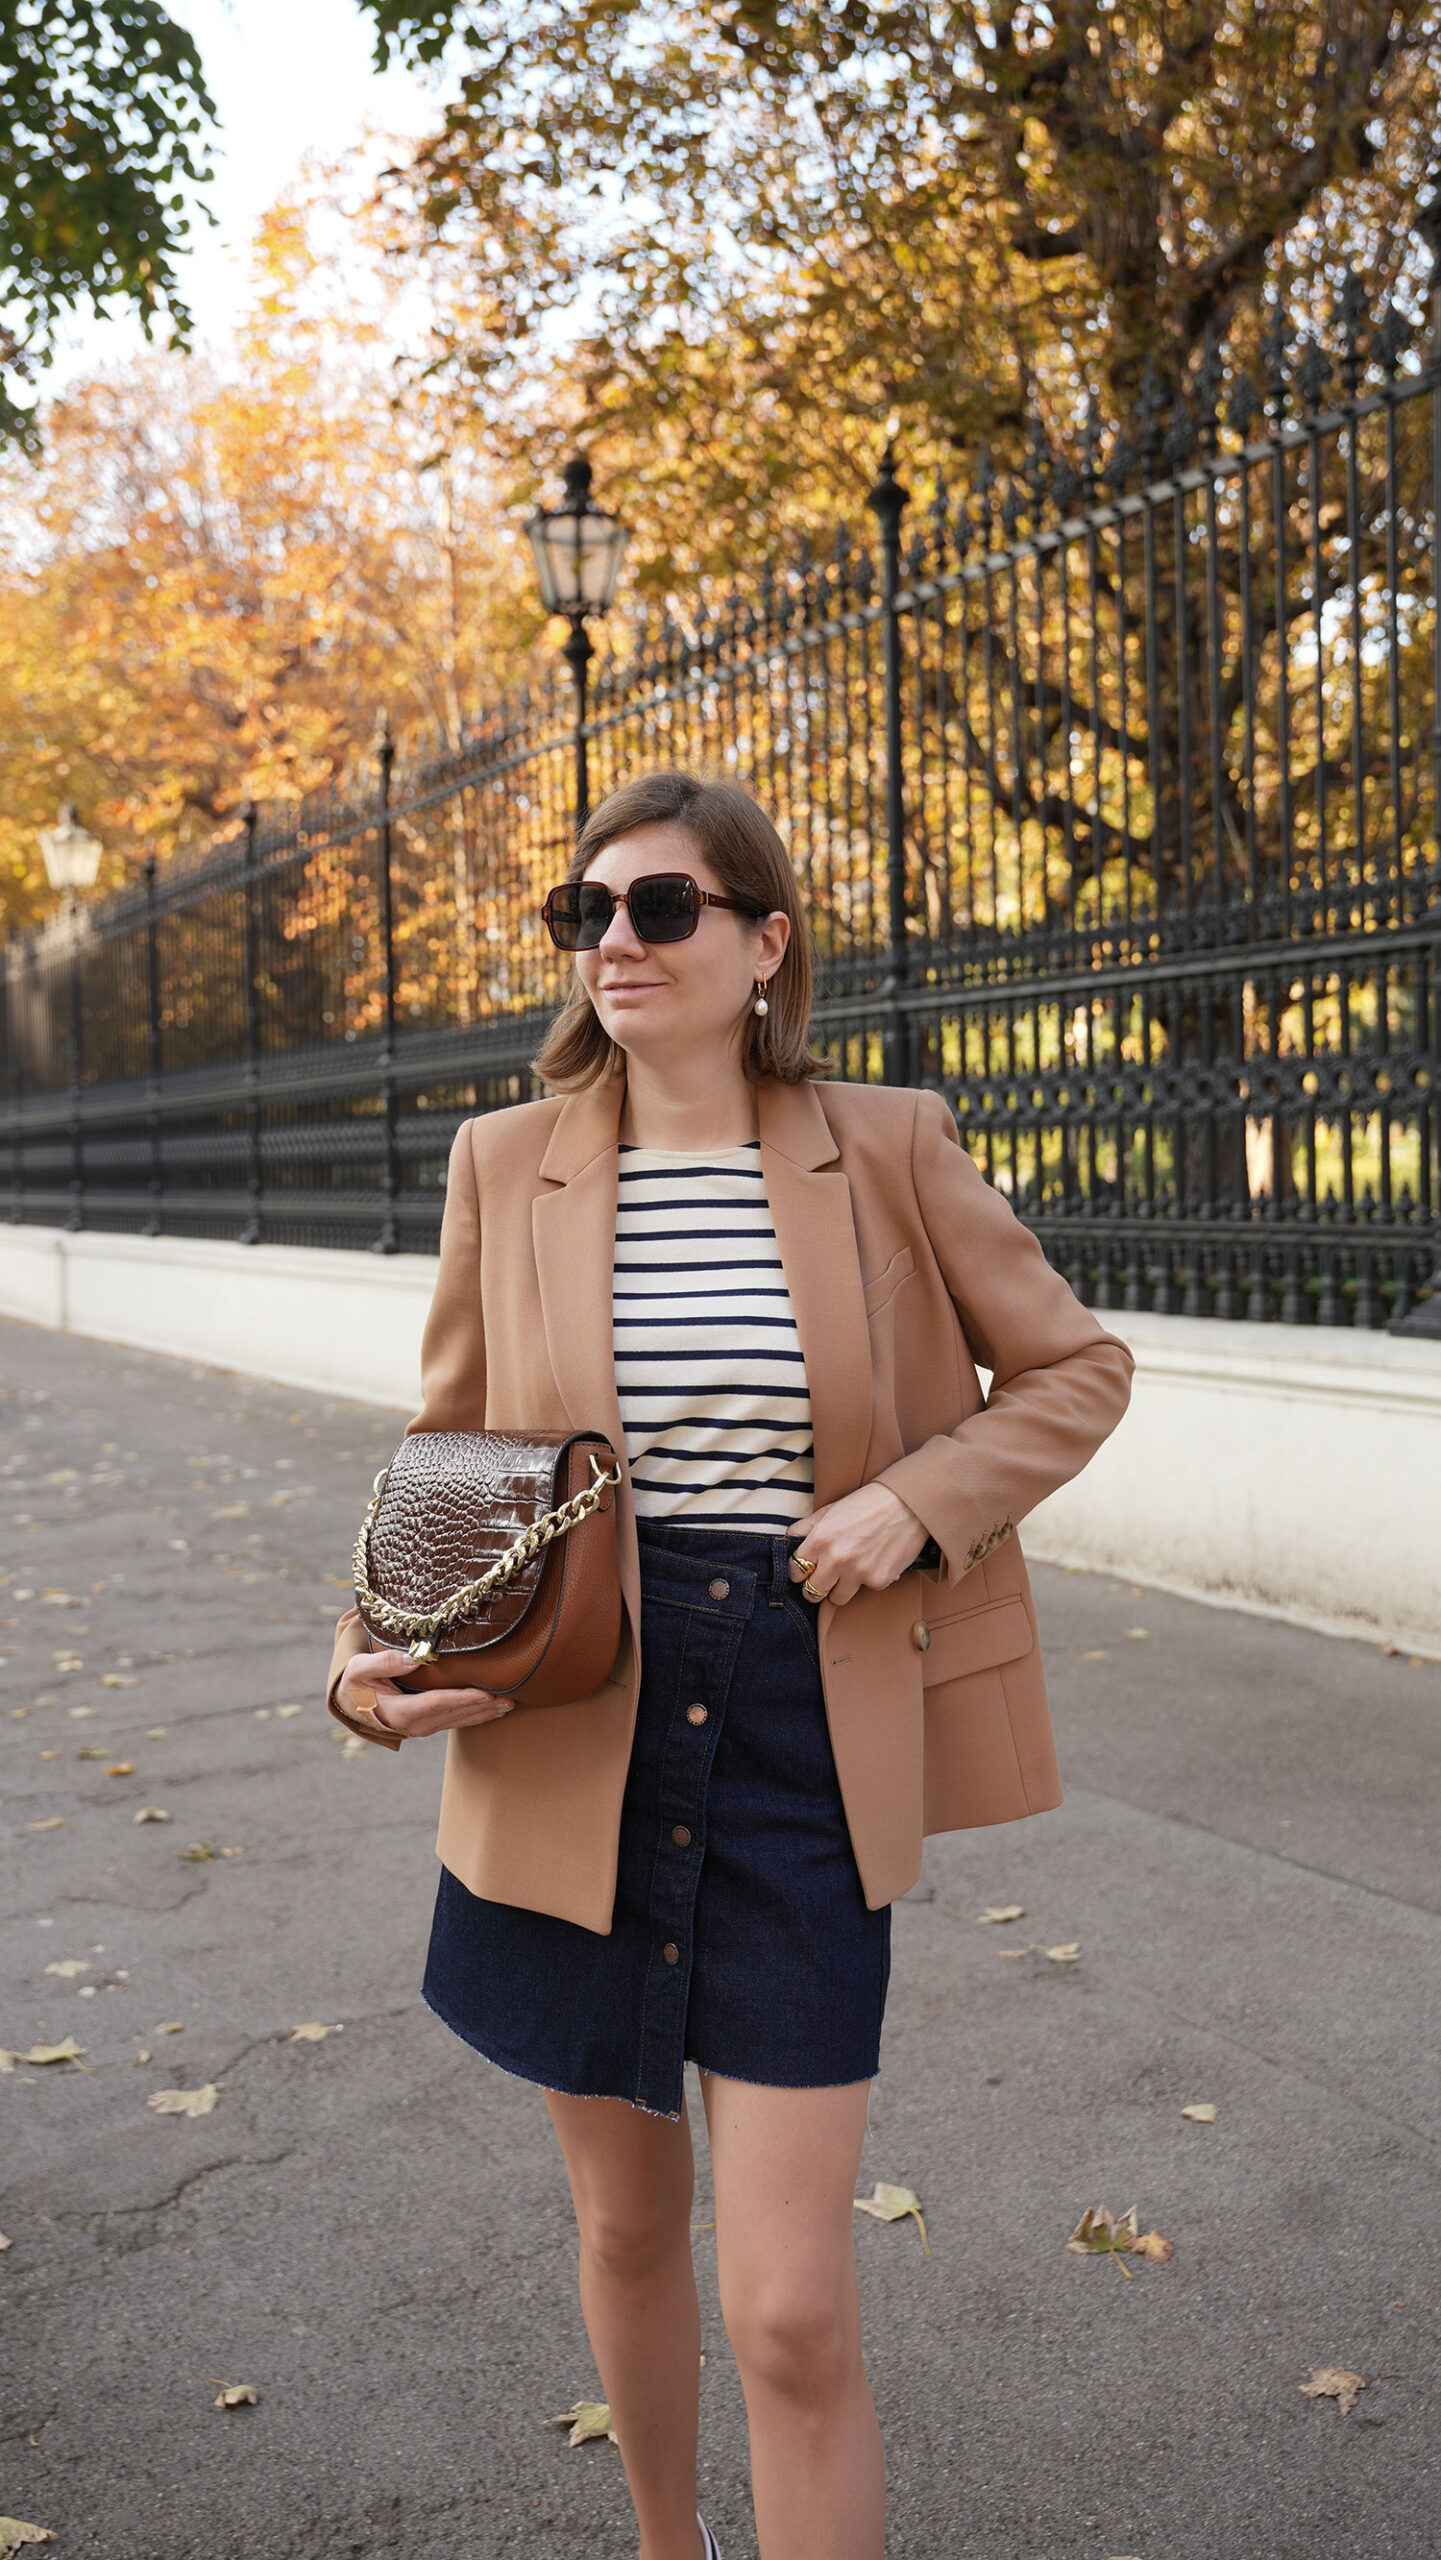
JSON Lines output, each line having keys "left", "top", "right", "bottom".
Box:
{"left": 542, "top": 871, "right": 767, "bottom": 952}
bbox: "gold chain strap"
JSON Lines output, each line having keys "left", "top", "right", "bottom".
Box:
{"left": 352, "top": 1451, "right": 621, "bottom": 1661}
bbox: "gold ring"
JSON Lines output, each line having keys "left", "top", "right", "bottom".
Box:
{"left": 793, "top": 1553, "right": 817, "bottom": 1581}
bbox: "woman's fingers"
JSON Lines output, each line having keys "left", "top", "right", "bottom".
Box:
{"left": 366, "top": 1684, "right": 517, "bottom": 1739}
{"left": 337, "top": 1649, "right": 517, "bottom": 1738}
{"left": 788, "top": 1485, "right": 930, "bottom": 1604}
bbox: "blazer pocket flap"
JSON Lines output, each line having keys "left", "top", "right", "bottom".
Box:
{"left": 863, "top": 1245, "right": 916, "bottom": 1312}
{"left": 922, "top": 1594, "right": 1034, "bottom": 1686}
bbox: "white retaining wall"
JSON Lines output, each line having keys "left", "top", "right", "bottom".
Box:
{"left": 3, "top": 1223, "right": 1438, "bottom": 1656}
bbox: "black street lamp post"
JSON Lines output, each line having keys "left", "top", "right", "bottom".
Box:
{"left": 525, "top": 457, "right": 630, "bottom": 833}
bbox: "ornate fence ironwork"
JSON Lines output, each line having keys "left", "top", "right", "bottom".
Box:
{"left": 3, "top": 278, "right": 1440, "bottom": 1330}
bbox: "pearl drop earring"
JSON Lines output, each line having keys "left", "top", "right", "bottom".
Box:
{"left": 753, "top": 976, "right": 769, "bottom": 1017}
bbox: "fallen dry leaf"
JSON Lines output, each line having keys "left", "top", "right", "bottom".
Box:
{"left": 1068, "top": 2205, "right": 1139, "bottom": 2278}
{"left": 43, "top": 1960, "right": 91, "bottom": 1979}
{"left": 289, "top": 2022, "right": 333, "bottom": 2043}
{"left": 1125, "top": 1627, "right": 1149, "bottom": 1639}
{"left": 133, "top": 1806, "right": 171, "bottom": 1823}
{"left": 548, "top": 2400, "right": 618, "bottom": 2448}
{"left": 1044, "top": 1943, "right": 1081, "bottom": 1963}
{"left": 27, "top": 1818, "right": 64, "bottom": 1832}
{"left": 148, "top": 2084, "right": 219, "bottom": 2118}
{"left": 66, "top": 1705, "right": 98, "bottom": 1719}
{"left": 1181, "top": 2102, "right": 1218, "bottom": 2123}
{"left": 183, "top": 1842, "right": 215, "bottom": 1861}
{"left": 157, "top": 2022, "right": 184, "bottom": 2034}
{"left": 10, "top": 2040, "right": 84, "bottom": 2067}
{"left": 853, "top": 2182, "right": 930, "bottom": 2254}
{"left": 1301, "top": 2367, "right": 1365, "bottom": 2416}
{"left": 134, "top": 2050, "right": 151, "bottom": 2065}
{"left": 1066, "top": 2205, "right": 1172, "bottom": 2276}
{"left": 0, "top": 2519, "right": 57, "bottom": 2552}
{"left": 38, "top": 1749, "right": 61, "bottom": 1761}
{"left": 105, "top": 1762, "right": 136, "bottom": 1777}
{"left": 0, "top": 2232, "right": 10, "bottom": 2249}
{"left": 339, "top": 1732, "right": 370, "bottom": 1758}
{"left": 1082, "top": 1648, "right": 1109, "bottom": 1660}
{"left": 211, "top": 2382, "right": 258, "bottom": 2410}
{"left": 102, "top": 1674, "right": 137, "bottom": 1688}
{"left": 275, "top": 1703, "right": 304, "bottom": 1719}
{"left": 1131, "top": 2229, "right": 1175, "bottom": 2265}
{"left": 998, "top": 1946, "right": 1033, "bottom": 1959}
{"left": 979, "top": 1904, "right": 1026, "bottom": 1924}
{"left": 74, "top": 1745, "right": 109, "bottom": 1759}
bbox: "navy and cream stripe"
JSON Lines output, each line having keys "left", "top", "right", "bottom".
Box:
{"left": 613, "top": 1142, "right": 814, "bottom": 1532}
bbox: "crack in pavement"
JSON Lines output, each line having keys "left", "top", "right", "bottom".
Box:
{"left": 70, "top": 2148, "right": 299, "bottom": 2226}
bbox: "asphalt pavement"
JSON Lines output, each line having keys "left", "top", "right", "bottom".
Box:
{"left": 1, "top": 1315, "right": 1437, "bottom": 2560}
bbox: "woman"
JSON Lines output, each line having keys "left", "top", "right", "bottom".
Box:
{"left": 326, "top": 769, "right": 1132, "bottom": 2560}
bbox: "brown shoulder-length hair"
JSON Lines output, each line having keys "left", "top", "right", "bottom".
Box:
{"left": 532, "top": 768, "right": 831, "bottom": 1092}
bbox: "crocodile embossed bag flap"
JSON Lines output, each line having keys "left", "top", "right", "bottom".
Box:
{"left": 350, "top": 1427, "right": 624, "bottom": 1714}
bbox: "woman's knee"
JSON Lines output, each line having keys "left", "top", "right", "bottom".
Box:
{"left": 721, "top": 2262, "right": 857, "bottom": 2400}
{"left": 578, "top": 2190, "right": 691, "bottom": 2284}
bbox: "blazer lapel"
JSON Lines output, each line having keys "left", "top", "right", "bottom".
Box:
{"left": 757, "top": 1080, "right": 872, "bottom": 1510}
{"left": 532, "top": 1075, "right": 627, "bottom": 1459}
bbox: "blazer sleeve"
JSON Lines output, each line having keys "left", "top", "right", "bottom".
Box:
{"left": 323, "top": 1119, "right": 488, "bottom": 1742}
{"left": 872, "top": 1088, "right": 1133, "bottom": 1586}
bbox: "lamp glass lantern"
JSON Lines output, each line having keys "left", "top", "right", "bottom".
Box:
{"left": 39, "top": 802, "right": 103, "bottom": 897}
{"left": 525, "top": 457, "right": 629, "bottom": 617}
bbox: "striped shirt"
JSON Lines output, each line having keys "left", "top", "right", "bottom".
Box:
{"left": 613, "top": 1142, "right": 814, "bottom": 1532}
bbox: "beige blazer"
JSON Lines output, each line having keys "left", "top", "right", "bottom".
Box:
{"left": 326, "top": 1073, "right": 1133, "bottom": 1932}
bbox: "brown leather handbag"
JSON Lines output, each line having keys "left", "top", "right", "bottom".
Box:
{"left": 348, "top": 1429, "right": 623, "bottom": 1738}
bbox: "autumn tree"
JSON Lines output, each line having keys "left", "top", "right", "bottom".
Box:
{"left": 0, "top": 185, "right": 542, "bottom": 933}
{"left": 0, "top": 0, "right": 215, "bottom": 442}
{"left": 357, "top": 0, "right": 1441, "bottom": 570}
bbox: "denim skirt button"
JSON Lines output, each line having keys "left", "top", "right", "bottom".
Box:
{"left": 672, "top": 1824, "right": 692, "bottom": 1847}
{"left": 708, "top": 1577, "right": 730, "bottom": 1599}
{"left": 662, "top": 1942, "right": 680, "bottom": 1965}
{"left": 686, "top": 1702, "right": 708, "bottom": 1725}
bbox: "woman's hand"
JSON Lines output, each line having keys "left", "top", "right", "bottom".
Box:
{"left": 337, "top": 1647, "right": 518, "bottom": 1741}
{"left": 786, "top": 1483, "right": 930, "bottom": 1607}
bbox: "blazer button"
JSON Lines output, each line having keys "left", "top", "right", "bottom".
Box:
{"left": 686, "top": 1703, "right": 708, "bottom": 1726}
{"left": 662, "top": 1942, "right": 680, "bottom": 1965}
{"left": 672, "top": 1824, "right": 692, "bottom": 1847}
{"left": 708, "top": 1577, "right": 730, "bottom": 1599}
{"left": 911, "top": 1621, "right": 931, "bottom": 1651}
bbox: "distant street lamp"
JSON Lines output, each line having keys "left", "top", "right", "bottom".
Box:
{"left": 525, "top": 456, "right": 629, "bottom": 831}
{"left": 39, "top": 802, "right": 103, "bottom": 918}
{"left": 36, "top": 803, "right": 102, "bottom": 1233}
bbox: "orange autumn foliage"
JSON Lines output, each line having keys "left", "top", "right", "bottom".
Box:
{"left": 0, "top": 189, "right": 543, "bottom": 935}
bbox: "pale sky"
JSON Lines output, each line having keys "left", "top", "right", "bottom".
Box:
{"left": 47, "top": 0, "right": 450, "bottom": 387}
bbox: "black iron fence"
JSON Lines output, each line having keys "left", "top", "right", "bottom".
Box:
{"left": 4, "top": 277, "right": 1440, "bottom": 1329}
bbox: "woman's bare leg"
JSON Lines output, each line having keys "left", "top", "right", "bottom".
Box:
{"left": 702, "top": 2074, "right": 885, "bottom": 2560}
{"left": 545, "top": 2090, "right": 705, "bottom": 2560}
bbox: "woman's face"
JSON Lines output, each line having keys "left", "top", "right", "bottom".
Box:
{"left": 573, "top": 823, "right": 789, "bottom": 1068}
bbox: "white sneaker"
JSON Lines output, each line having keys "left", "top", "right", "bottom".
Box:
{"left": 698, "top": 2517, "right": 722, "bottom": 2560}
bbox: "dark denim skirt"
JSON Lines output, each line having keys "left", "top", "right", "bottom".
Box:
{"left": 422, "top": 1520, "right": 891, "bottom": 2118}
